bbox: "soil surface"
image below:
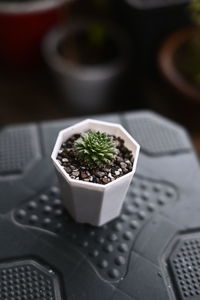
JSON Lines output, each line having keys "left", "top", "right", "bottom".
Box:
{"left": 57, "top": 133, "right": 134, "bottom": 185}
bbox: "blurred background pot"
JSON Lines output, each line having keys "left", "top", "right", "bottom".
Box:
{"left": 0, "top": 0, "right": 73, "bottom": 66}
{"left": 43, "top": 20, "right": 132, "bottom": 114}
{"left": 158, "top": 27, "right": 200, "bottom": 102}
{"left": 115, "top": 0, "right": 190, "bottom": 70}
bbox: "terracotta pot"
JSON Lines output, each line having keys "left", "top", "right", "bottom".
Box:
{"left": 0, "top": 0, "right": 72, "bottom": 66}
{"left": 158, "top": 27, "right": 200, "bottom": 102}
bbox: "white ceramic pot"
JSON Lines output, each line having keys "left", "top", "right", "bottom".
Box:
{"left": 51, "top": 119, "right": 140, "bottom": 226}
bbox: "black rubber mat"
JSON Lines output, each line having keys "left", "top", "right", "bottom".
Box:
{"left": 0, "top": 111, "right": 200, "bottom": 300}
{"left": 0, "top": 125, "right": 41, "bottom": 176}
{"left": 0, "top": 260, "right": 61, "bottom": 300}
{"left": 168, "top": 234, "right": 200, "bottom": 299}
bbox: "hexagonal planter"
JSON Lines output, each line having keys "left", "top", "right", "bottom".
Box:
{"left": 51, "top": 119, "right": 140, "bottom": 226}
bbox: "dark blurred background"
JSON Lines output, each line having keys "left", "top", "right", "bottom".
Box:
{"left": 1, "top": 0, "right": 200, "bottom": 153}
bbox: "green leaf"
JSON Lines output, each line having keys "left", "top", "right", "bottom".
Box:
{"left": 74, "top": 130, "right": 117, "bottom": 168}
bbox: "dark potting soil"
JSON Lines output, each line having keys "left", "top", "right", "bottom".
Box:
{"left": 58, "top": 30, "right": 119, "bottom": 66}
{"left": 56, "top": 133, "right": 134, "bottom": 185}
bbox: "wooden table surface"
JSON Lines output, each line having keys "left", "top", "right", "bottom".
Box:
{"left": 0, "top": 63, "right": 200, "bottom": 156}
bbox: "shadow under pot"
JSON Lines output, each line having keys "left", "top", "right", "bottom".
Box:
{"left": 43, "top": 20, "right": 132, "bottom": 114}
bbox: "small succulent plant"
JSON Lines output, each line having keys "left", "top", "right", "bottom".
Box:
{"left": 74, "top": 131, "right": 117, "bottom": 168}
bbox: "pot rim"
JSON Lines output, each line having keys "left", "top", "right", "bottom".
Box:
{"left": 158, "top": 26, "right": 200, "bottom": 102}
{"left": 0, "top": 0, "right": 71, "bottom": 14}
{"left": 51, "top": 119, "right": 140, "bottom": 191}
{"left": 42, "top": 19, "right": 132, "bottom": 80}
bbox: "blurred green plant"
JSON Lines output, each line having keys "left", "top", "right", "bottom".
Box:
{"left": 74, "top": 131, "right": 117, "bottom": 168}
{"left": 87, "top": 0, "right": 108, "bottom": 49}
{"left": 190, "top": 0, "right": 200, "bottom": 26}
{"left": 88, "top": 22, "right": 107, "bottom": 48}
{"left": 184, "top": 0, "right": 200, "bottom": 85}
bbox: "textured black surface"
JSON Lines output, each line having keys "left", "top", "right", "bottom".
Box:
{"left": 168, "top": 234, "right": 200, "bottom": 300}
{"left": 0, "top": 125, "right": 41, "bottom": 176}
{"left": 0, "top": 110, "right": 200, "bottom": 300}
{"left": 0, "top": 260, "right": 61, "bottom": 300}
{"left": 123, "top": 112, "right": 191, "bottom": 155}
{"left": 14, "top": 175, "right": 177, "bottom": 282}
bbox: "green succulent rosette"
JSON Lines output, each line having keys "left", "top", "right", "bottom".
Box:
{"left": 74, "top": 131, "right": 118, "bottom": 168}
